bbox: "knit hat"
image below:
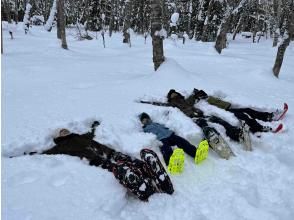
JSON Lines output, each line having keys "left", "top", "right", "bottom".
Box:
{"left": 139, "top": 112, "right": 151, "bottom": 122}
{"left": 167, "top": 89, "right": 185, "bottom": 101}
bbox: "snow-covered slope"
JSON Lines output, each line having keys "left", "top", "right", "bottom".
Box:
{"left": 2, "top": 25, "right": 294, "bottom": 220}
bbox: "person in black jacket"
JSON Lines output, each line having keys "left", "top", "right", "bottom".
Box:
{"left": 192, "top": 88, "right": 285, "bottom": 133}
{"left": 24, "top": 122, "right": 174, "bottom": 201}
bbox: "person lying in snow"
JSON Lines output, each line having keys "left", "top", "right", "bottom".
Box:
{"left": 139, "top": 90, "right": 250, "bottom": 158}
{"left": 139, "top": 112, "right": 209, "bottom": 174}
{"left": 191, "top": 88, "right": 286, "bottom": 133}
{"left": 24, "top": 121, "right": 174, "bottom": 201}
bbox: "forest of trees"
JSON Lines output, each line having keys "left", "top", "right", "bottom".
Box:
{"left": 1, "top": 0, "right": 293, "bottom": 76}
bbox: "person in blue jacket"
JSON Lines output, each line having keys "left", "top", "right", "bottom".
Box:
{"left": 139, "top": 112, "right": 197, "bottom": 166}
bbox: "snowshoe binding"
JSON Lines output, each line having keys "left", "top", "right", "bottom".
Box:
{"left": 203, "top": 127, "right": 234, "bottom": 159}
{"left": 272, "top": 103, "right": 288, "bottom": 121}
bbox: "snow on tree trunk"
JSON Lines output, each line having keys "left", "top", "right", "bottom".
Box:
{"left": 23, "top": 3, "right": 32, "bottom": 34}
{"left": 170, "top": 12, "right": 179, "bottom": 24}
{"left": 45, "top": 0, "right": 57, "bottom": 32}
{"left": 272, "top": 1, "right": 294, "bottom": 78}
{"left": 232, "top": 15, "right": 244, "bottom": 40}
{"left": 215, "top": 0, "right": 248, "bottom": 54}
{"left": 123, "top": 0, "right": 131, "bottom": 45}
{"left": 170, "top": 12, "right": 179, "bottom": 43}
{"left": 57, "top": 0, "right": 68, "bottom": 49}
{"left": 151, "top": 0, "right": 164, "bottom": 71}
{"left": 272, "top": 0, "right": 280, "bottom": 47}
{"left": 201, "top": 0, "right": 214, "bottom": 42}
{"left": 272, "top": 36, "right": 290, "bottom": 77}
{"left": 215, "top": 21, "right": 229, "bottom": 54}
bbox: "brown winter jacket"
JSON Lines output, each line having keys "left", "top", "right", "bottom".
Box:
{"left": 42, "top": 132, "right": 115, "bottom": 161}
{"left": 140, "top": 92, "right": 204, "bottom": 118}
{"left": 167, "top": 94, "right": 204, "bottom": 118}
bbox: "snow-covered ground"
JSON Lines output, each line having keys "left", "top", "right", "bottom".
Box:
{"left": 2, "top": 24, "right": 294, "bottom": 220}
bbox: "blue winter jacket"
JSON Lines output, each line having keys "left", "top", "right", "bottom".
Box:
{"left": 143, "top": 122, "right": 173, "bottom": 140}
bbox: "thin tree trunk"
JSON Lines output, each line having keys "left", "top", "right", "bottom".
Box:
{"left": 252, "top": 13, "right": 259, "bottom": 43}
{"left": 1, "top": 21, "right": 3, "bottom": 54}
{"left": 215, "top": 0, "right": 247, "bottom": 54}
{"left": 109, "top": 0, "right": 115, "bottom": 37}
{"left": 57, "top": 0, "right": 68, "bottom": 49}
{"left": 151, "top": 0, "right": 164, "bottom": 71}
{"left": 272, "top": 0, "right": 280, "bottom": 47}
{"left": 57, "top": 0, "right": 61, "bottom": 39}
{"left": 45, "top": 0, "right": 57, "bottom": 32}
{"left": 201, "top": 0, "right": 214, "bottom": 42}
{"left": 123, "top": 0, "right": 131, "bottom": 44}
{"left": 232, "top": 15, "right": 244, "bottom": 40}
{"left": 15, "top": 0, "right": 19, "bottom": 24}
{"left": 3, "top": 0, "right": 13, "bottom": 39}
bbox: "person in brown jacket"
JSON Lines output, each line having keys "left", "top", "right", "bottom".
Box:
{"left": 24, "top": 121, "right": 174, "bottom": 201}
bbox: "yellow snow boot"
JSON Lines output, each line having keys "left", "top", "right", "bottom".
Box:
{"left": 195, "top": 140, "right": 209, "bottom": 164}
{"left": 168, "top": 148, "right": 185, "bottom": 174}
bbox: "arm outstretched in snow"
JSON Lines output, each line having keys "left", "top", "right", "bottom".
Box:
{"left": 139, "top": 100, "right": 171, "bottom": 107}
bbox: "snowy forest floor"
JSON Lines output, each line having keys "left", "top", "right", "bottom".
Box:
{"left": 2, "top": 24, "right": 294, "bottom": 220}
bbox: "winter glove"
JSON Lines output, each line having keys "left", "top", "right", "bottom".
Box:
{"left": 193, "top": 89, "right": 208, "bottom": 100}
{"left": 91, "top": 121, "right": 100, "bottom": 129}
{"left": 90, "top": 121, "right": 100, "bottom": 137}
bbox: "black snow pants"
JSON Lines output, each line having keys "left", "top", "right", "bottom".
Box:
{"left": 195, "top": 116, "right": 241, "bottom": 142}
{"left": 160, "top": 133, "right": 196, "bottom": 165}
{"left": 228, "top": 108, "right": 272, "bottom": 133}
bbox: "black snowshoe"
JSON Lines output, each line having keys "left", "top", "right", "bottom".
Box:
{"left": 112, "top": 161, "right": 156, "bottom": 201}
{"left": 140, "top": 149, "right": 174, "bottom": 195}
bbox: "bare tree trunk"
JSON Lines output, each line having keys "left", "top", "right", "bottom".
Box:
{"left": 57, "top": 0, "right": 68, "bottom": 49}
{"left": 201, "top": 0, "right": 214, "bottom": 42}
{"left": 45, "top": 0, "right": 57, "bottom": 32}
{"left": 1, "top": 21, "right": 3, "bottom": 54}
{"left": 232, "top": 15, "right": 244, "bottom": 40}
{"left": 161, "top": 0, "right": 169, "bottom": 34}
{"left": 3, "top": 0, "right": 13, "bottom": 39}
{"left": 109, "top": 0, "right": 115, "bottom": 37}
{"left": 272, "top": 0, "right": 280, "bottom": 47}
{"left": 272, "top": 36, "right": 290, "bottom": 77}
{"left": 151, "top": 0, "right": 164, "bottom": 71}
{"left": 272, "top": 0, "right": 294, "bottom": 77}
{"left": 215, "top": 0, "right": 247, "bottom": 54}
{"left": 123, "top": 0, "right": 131, "bottom": 44}
{"left": 215, "top": 22, "right": 229, "bottom": 54}
{"left": 15, "top": 0, "right": 19, "bottom": 24}
{"left": 252, "top": 16, "right": 259, "bottom": 43}
{"left": 57, "top": 0, "right": 61, "bottom": 39}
